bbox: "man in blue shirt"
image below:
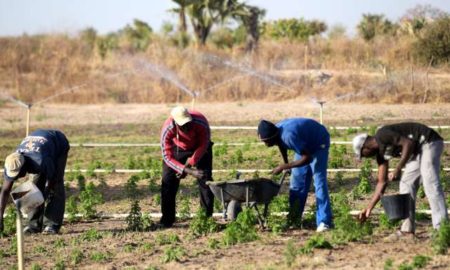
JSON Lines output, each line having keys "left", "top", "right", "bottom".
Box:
{"left": 0, "top": 129, "right": 70, "bottom": 234}
{"left": 258, "top": 119, "right": 332, "bottom": 232}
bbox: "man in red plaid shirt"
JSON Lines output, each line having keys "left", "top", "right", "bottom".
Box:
{"left": 159, "top": 106, "right": 214, "bottom": 228}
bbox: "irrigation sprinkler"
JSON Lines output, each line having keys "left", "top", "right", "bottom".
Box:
{"left": 315, "top": 100, "right": 326, "bottom": 124}
{"left": 0, "top": 93, "right": 32, "bottom": 136}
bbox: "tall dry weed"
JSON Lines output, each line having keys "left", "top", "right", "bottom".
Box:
{"left": 0, "top": 34, "right": 448, "bottom": 104}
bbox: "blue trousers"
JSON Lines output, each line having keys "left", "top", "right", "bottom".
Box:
{"left": 289, "top": 148, "right": 332, "bottom": 227}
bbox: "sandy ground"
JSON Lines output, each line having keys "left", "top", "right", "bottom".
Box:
{"left": 0, "top": 101, "right": 449, "bottom": 130}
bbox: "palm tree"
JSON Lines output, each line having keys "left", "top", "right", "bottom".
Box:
{"left": 187, "top": 0, "right": 242, "bottom": 46}
{"left": 169, "top": 0, "right": 196, "bottom": 33}
{"left": 234, "top": 5, "right": 266, "bottom": 52}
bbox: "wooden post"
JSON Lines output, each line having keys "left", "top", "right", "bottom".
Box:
{"left": 409, "top": 55, "right": 415, "bottom": 102}
{"left": 304, "top": 45, "right": 308, "bottom": 70}
{"left": 422, "top": 57, "right": 433, "bottom": 104}
{"left": 191, "top": 96, "right": 196, "bottom": 110}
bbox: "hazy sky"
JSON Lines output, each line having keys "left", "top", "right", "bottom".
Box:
{"left": 0, "top": 0, "right": 449, "bottom": 37}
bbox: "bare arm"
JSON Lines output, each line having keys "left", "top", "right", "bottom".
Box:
{"left": 0, "top": 180, "right": 14, "bottom": 232}
{"left": 359, "top": 161, "right": 389, "bottom": 222}
{"left": 278, "top": 145, "right": 289, "bottom": 164}
{"left": 273, "top": 149, "right": 311, "bottom": 175}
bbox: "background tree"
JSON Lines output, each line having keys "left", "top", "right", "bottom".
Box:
{"left": 413, "top": 16, "right": 450, "bottom": 65}
{"left": 233, "top": 5, "right": 266, "bottom": 52}
{"left": 122, "top": 19, "right": 153, "bottom": 51}
{"left": 357, "top": 14, "right": 395, "bottom": 41}
{"left": 170, "top": 0, "right": 196, "bottom": 33}
{"left": 399, "top": 4, "right": 448, "bottom": 36}
{"left": 187, "top": 0, "right": 244, "bottom": 46}
{"left": 262, "top": 18, "right": 327, "bottom": 41}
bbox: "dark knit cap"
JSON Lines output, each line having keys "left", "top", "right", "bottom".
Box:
{"left": 258, "top": 120, "right": 279, "bottom": 141}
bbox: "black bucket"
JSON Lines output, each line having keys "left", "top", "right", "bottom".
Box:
{"left": 381, "top": 194, "right": 410, "bottom": 221}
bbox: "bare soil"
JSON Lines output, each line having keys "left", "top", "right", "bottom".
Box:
{"left": 0, "top": 218, "right": 449, "bottom": 269}
{"left": 0, "top": 102, "right": 449, "bottom": 269}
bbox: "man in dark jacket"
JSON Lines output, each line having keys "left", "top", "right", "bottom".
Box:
{"left": 0, "top": 129, "right": 70, "bottom": 234}
{"left": 160, "top": 106, "right": 214, "bottom": 228}
{"left": 353, "top": 122, "right": 448, "bottom": 236}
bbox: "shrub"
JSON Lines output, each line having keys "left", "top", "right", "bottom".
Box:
{"left": 331, "top": 192, "right": 373, "bottom": 243}
{"left": 0, "top": 206, "right": 16, "bottom": 237}
{"left": 90, "top": 251, "right": 112, "bottom": 262}
{"left": 378, "top": 213, "right": 401, "bottom": 230}
{"left": 267, "top": 195, "right": 290, "bottom": 234}
{"left": 96, "top": 33, "right": 119, "bottom": 59}
{"left": 189, "top": 208, "right": 219, "bottom": 237}
{"left": 299, "top": 234, "right": 333, "bottom": 254}
{"left": 123, "top": 19, "right": 153, "bottom": 52}
{"left": 126, "top": 200, "right": 143, "bottom": 231}
{"left": 79, "top": 182, "right": 103, "bottom": 219}
{"left": 262, "top": 18, "right": 327, "bottom": 41}
{"left": 161, "top": 245, "right": 185, "bottom": 263}
{"left": 222, "top": 208, "right": 258, "bottom": 246}
{"left": 155, "top": 233, "right": 180, "bottom": 246}
{"left": 352, "top": 159, "right": 373, "bottom": 199}
{"left": 413, "top": 16, "right": 450, "bottom": 65}
{"left": 284, "top": 239, "right": 298, "bottom": 267}
{"left": 70, "top": 249, "right": 84, "bottom": 265}
{"left": 66, "top": 195, "right": 79, "bottom": 223}
{"left": 80, "top": 228, "right": 103, "bottom": 242}
{"left": 412, "top": 254, "right": 431, "bottom": 268}
{"left": 431, "top": 219, "right": 450, "bottom": 255}
{"left": 177, "top": 194, "right": 191, "bottom": 221}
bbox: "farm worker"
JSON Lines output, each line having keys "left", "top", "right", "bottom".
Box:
{"left": 0, "top": 129, "right": 70, "bottom": 234}
{"left": 160, "top": 106, "right": 214, "bottom": 228}
{"left": 257, "top": 118, "right": 333, "bottom": 232}
{"left": 353, "top": 122, "right": 448, "bottom": 236}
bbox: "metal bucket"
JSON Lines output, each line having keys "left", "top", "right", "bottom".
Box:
{"left": 381, "top": 194, "right": 410, "bottom": 221}
{"left": 11, "top": 181, "right": 44, "bottom": 216}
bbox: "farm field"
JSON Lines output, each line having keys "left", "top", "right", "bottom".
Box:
{"left": 0, "top": 102, "right": 449, "bottom": 269}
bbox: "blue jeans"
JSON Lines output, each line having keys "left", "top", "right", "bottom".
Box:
{"left": 289, "top": 148, "right": 332, "bottom": 227}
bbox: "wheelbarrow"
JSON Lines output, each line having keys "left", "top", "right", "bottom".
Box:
{"left": 206, "top": 171, "right": 288, "bottom": 227}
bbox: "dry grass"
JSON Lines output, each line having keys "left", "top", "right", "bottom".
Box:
{"left": 0, "top": 34, "right": 449, "bottom": 104}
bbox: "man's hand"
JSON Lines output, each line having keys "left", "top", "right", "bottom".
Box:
{"left": 358, "top": 208, "right": 372, "bottom": 223}
{"left": 272, "top": 164, "right": 289, "bottom": 175}
{"left": 388, "top": 168, "right": 401, "bottom": 182}
{"left": 184, "top": 167, "right": 206, "bottom": 179}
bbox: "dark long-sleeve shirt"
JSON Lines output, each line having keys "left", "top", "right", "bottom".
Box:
{"left": 4, "top": 129, "right": 70, "bottom": 183}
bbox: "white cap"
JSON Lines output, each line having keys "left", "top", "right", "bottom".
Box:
{"left": 352, "top": 133, "right": 368, "bottom": 160}
{"left": 5, "top": 152, "right": 25, "bottom": 178}
{"left": 170, "top": 106, "right": 192, "bottom": 126}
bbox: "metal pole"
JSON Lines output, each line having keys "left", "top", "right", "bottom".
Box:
{"left": 15, "top": 202, "right": 24, "bottom": 270}
{"left": 316, "top": 101, "right": 325, "bottom": 124}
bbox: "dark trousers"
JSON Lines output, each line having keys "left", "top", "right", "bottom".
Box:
{"left": 160, "top": 143, "right": 214, "bottom": 226}
{"left": 29, "top": 152, "right": 68, "bottom": 231}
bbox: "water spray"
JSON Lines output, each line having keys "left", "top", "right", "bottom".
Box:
{"left": 200, "top": 53, "right": 295, "bottom": 93}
